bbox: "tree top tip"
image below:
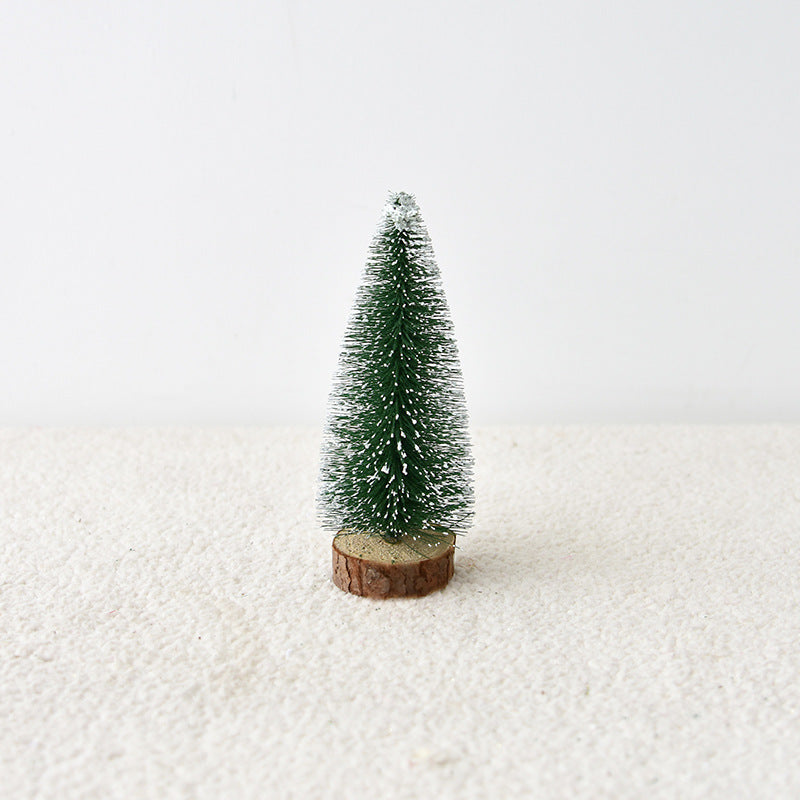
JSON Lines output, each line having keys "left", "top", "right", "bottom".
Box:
{"left": 385, "top": 191, "right": 419, "bottom": 232}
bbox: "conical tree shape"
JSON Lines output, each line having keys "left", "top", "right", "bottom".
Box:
{"left": 319, "top": 192, "right": 473, "bottom": 544}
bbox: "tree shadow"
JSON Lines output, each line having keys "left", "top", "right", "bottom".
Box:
{"left": 450, "top": 508, "right": 653, "bottom": 599}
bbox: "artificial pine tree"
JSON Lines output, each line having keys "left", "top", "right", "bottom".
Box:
{"left": 319, "top": 191, "right": 473, "bottom": 597}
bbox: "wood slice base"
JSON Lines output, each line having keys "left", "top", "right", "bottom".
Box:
{"left": 332, "top": 531, "right": 455, "bottom": 599}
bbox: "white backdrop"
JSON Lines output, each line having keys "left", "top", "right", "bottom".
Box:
{"left": 1, "top": 1, "right": 798, "bottom": 424}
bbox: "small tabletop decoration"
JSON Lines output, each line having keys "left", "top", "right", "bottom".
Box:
{"left": 318, "top": 192, "right": 473, "bottom": 598}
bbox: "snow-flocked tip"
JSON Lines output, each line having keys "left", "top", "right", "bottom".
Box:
{"left": 385, "top": 191, "right": 419, "bottom": 232}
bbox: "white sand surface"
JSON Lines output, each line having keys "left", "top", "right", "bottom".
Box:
{"left": 1, "top": 426, "right": 798, "bottom": 799}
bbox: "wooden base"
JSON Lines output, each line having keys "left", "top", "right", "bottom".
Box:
{"left": 332, "top": 531, "right": 455, "bottom": 599}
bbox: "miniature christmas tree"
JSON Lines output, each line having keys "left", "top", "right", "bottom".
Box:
{"left": 319, "top": 191, "right": 473, "bottom": 597}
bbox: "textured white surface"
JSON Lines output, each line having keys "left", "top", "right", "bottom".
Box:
{"left": 1, "top": 427, "right": 799, "bottom": 799}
